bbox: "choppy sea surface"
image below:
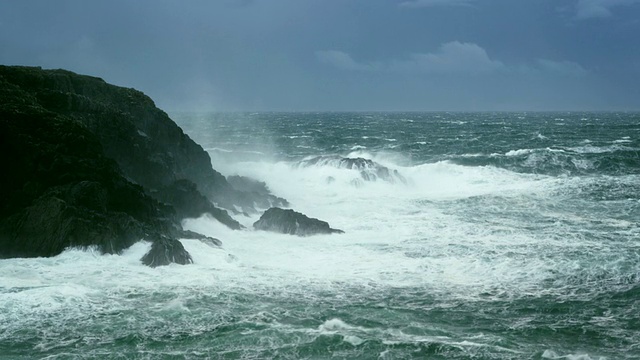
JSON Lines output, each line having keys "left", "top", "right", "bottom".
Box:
{"left": 1, "top": 112, "right": 639, "bottom": 359}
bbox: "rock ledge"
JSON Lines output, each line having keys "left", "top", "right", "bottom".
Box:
{"left": 253, "top": 207, "right": 344, "bottom": 236}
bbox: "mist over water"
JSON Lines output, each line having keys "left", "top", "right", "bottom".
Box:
{"left": 1, "top": 112, "right": 639, "bottom": 359}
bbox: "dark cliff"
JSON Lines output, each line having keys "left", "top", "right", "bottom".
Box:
{"left": 0, "top": 71, "right": 178, "bottom": 260}
{"left": 0, "top": 65, "right": 281, "bottom": 263}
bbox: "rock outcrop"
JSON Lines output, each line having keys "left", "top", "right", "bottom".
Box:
{"left": 298, "top": 155, "right": 406, "bottom": 185}
{"left": 227, "top": 175, "right": 289, "bottom": 210}
{"left": 140, "top": 237, "right": 193, "bottom": 267}
{"left": 0, "top": 83, "right": 177, "bottom": 259}
{"left": 153, "top": 179, "right": 242, "bottom": 230}
{"left": 253, "top": 207, "right": 344, "bottom": 236}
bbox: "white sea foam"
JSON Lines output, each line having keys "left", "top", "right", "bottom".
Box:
{"left": 569, "top": 144, "right": 633, "bottom": 154}
{"left": 505, "top": 148, "right": 566, "bottom": 157}
{"left": 505, "top": 149, "right": 534, "bottom": 157}
{"left": 0, "top": 151, "right": 635, "bottom": 342}
{"left": 155, "top": 156, "right": 577, "bottom": 301}
{"left": 571, "top": 158, "right": 593, "bottom": 170}
{"left": 542, "top": 350, "right": 606, "bottom": 360}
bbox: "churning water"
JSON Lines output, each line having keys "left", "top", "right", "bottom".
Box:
{"left": 1, "top": 112, "right": 639, "bottom": 359}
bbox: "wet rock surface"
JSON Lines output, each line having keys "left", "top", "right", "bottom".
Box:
{"left": 298, "top": 155, "right": 406, "bottom": 184}
{"left": 253, "top": 207, "right": 344, "bottom": 236}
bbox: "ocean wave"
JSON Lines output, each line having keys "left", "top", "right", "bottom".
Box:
{"left": 567, "top": 144, "right": 636, "bottom": 154}
{"left": 542, "top": 349, "right": 607, "bottom": 360}
{"left": 505, "top": 148, "right": 566, "bottom": 157}
{"left": 505, "top": 149, "right": 535, "bottom": 157}
{"left": 205, "top": 147, "right": 233, "bottom": 153}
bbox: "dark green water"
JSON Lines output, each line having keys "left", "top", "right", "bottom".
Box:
{"left": 1, "top": 112, "right": 639, "bottom": 359}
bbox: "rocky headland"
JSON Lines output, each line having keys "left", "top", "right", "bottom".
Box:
{"left": 0, "top": 65, "right": 312, "bottom": 266}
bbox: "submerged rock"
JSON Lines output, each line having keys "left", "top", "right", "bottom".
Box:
{"left": 253, "top": 207, "right": 344, "bottom": 236}
{"left": 298, "top": 155, "right": 406, "bottom": 184}
{"left": 140, "top": 237, "right": 193, "bottom": 267}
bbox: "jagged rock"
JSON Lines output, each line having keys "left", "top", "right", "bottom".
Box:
{"left": 141, "top": 237, "right": 193, "bottom": 267}
{"left": 178, "top": 229, "right": 222, "bottom": 247}
{"left": 154, "top": 179, "right": 242, "bottom": 229}
{"left": 227, "top": 175, "right": 271, "bottom": 195}
{"left": 227, "top": 175, "right": 289, "bottom": 210}
{"left": 253, "top": 207, "right": 344, "bottom": 236}
{"left": 298, "top": 155, "right": 406, "bottom": 184}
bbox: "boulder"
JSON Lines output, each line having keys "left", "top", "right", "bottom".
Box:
{"left": 253, "top": 207, "right": 344, "bottom": 236}
{"left": 141, "top": 237, "right": 193, "bottom": 267}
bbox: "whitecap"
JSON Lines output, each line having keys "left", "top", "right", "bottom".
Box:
{"left": 505, "top": 149, "right": 534, "bottom": 156}
{"left": 542, "top": 350, "right": 605, "bottom": 360}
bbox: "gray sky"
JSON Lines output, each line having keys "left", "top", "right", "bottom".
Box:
{"left": 1, "top": 0, "right": 639, "bottom": 111}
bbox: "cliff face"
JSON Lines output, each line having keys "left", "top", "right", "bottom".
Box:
{"left": 0, "top": 72, "right": 178, "bottom": 259}
{"left": 0, "top": 65, "right": 278, "bottom": 263}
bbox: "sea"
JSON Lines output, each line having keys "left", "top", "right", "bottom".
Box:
{"left": 1, "top": 112, "right": 639, "bottom": 359}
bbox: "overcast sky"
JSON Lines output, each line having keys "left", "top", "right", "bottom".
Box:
{"left": 1, "top": 0, "right": 639, "bottom": 111}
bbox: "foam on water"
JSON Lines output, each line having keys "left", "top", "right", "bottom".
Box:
{"left": 1, "top": 156, "right": 581, "bottom": 312}
{"left": 165, "top": 154, "right": 631, "bottom": 303}
{"left": 2, "top": 162, "right": 635, "bottom": 305}
{"left": 569, "top": 144, "right": 636, "bottom": 154}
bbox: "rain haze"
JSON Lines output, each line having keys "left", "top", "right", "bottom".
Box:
{"left": 1, "top": 0, "right": 639, "bottom": 111}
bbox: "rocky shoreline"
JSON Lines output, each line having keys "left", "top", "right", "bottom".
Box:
{"left": 0, "top": 66, "right": 341, "bottom": 266}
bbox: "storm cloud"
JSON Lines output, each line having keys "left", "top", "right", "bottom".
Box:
{"left": 0, "top": 0, "right": 638, "bottom": 111}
